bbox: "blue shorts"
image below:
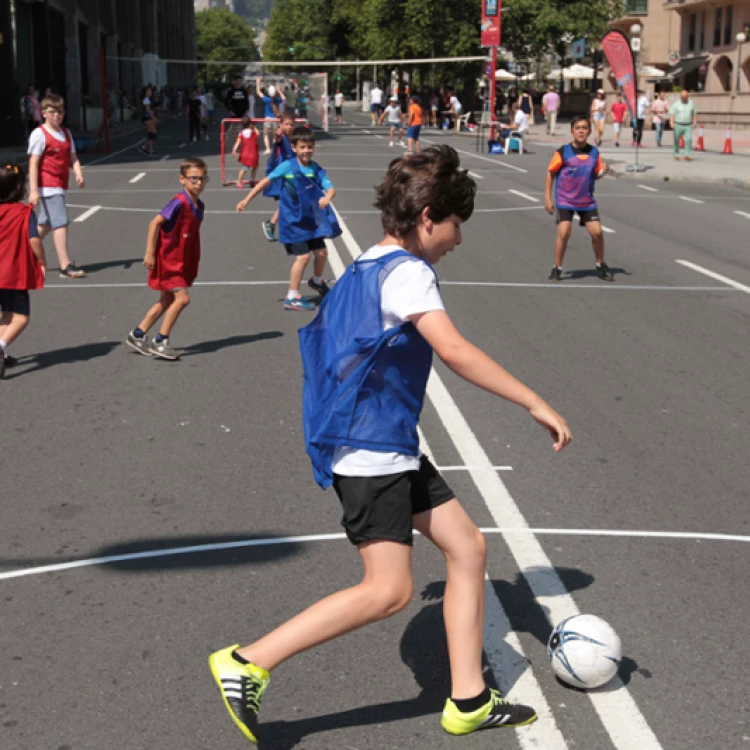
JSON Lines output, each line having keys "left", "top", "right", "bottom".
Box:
{"left": 0, "top": 289, "right": 31, "bottom": 316}
{"left": 284, "top": 237, "right": 326, "bottom": 256}
{"left": 407, "top": 125, "right": 421, "bottom": 140}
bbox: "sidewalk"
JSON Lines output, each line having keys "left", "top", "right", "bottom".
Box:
{"left": 523, "top": 124, "right": 750, "bottom": 190}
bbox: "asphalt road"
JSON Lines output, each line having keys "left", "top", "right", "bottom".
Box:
{"left": 1, "top": 110, "right": 749, "bottom": 750}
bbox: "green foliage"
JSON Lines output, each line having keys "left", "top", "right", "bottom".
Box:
{"left": 195, "top": 8, "right": 258, "bottom": 84}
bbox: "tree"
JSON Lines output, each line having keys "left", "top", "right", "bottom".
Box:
{"left": 195, "top": 8, "right": 258, "bottom": 84}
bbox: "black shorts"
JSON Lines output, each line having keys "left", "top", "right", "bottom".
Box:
{"left": 556, "top": 208, "right": 600, "bottom": 226}
{"left": 0, "top": 289, "right": 31, "bottom": 316}
{"left": 333, "top": 455, "right": 455, "bottom": 546}
{"left": 284, "top": 237, "right": 326, "bottom": 256}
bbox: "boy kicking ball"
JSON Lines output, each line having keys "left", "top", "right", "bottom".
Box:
{"left": 545, "top": 116, "right": 613, "bottom": 282}
{"left": 126, "top": 158, "right": 207, "bottom": 360}
{"left": 211, "top": 145, "right": 572, "bottom": 745}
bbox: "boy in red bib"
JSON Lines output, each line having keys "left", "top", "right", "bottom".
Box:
{"left": 27, "top": 94, "right": 86, "bottom": 278}
{"left": 0, "top": 164, "right": 47, "bottom": 379}
{"left": 231, "top": 116, "right": 260, "bottom": 188}
{"left": 126, "top": 158, "right": 207, "bottom": 361}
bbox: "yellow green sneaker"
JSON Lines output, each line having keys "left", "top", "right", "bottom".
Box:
{"left": 441, "top": 688, "right": 537, "bottom": 735}
{"left": 209, "top": 645, "right": 270, "bottom": 745}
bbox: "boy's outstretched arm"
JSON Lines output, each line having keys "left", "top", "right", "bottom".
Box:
{"left": 236, "top": 177, "right": 271, "bottom": 211}
{"left": 412, "top": 309, "right": 572, "bottom": 451}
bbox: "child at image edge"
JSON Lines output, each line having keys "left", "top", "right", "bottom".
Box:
{"left": 0, "top": 164, "right": 47, "bottom": 379}
{"left": 237, "top": 126, "right": 340, "bottom": 311}
{"left": 210, "top": 145, "right": 572, "bottom": 745}
{"left": 126, "top": 158, "right": 207, "bottom": 360}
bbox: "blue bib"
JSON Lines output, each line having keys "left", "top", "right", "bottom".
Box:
{"left": 278, "top": 158, "right": 341, "bottom": 244}
{"left": 263, "top": 135, "right": 294, "bottom": 198}
{"left": 299, "top": 250, "right": 435, "bottom": 488}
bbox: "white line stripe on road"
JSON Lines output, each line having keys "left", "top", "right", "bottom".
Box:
{"left": 678, "top": 196, "right": 705, "bottom": 204}
{"left": 676, "top": 259, "right": 750, "bottom": 293}
{"left": 733, "top": 210, "right": 750, "bottom": 219}
{"left": 128, "top": 172, "right": 146, "bottom": 183}
{"left": 508, "top": 189, "right": 539, "bottom": 202}
{"left": 330, "top": 203, "right": 663, "bottom": 750}
{"left": 637, "top": 185, "right": 658, "bottom": 192}
{"left": 601, "top": 226, "right": 616, "bottom": 234}
{"left": 468, "top": 171, "right": 484, "bottom": 180}
{"left": 2, "top": 527, "right": 748, "bottom": 582}
{"left": 73, "top": 206, "right": 102, "bottom": 222}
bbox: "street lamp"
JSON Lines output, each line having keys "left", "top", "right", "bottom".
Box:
{"left": 736, "top": 32, "right": 746, "bottom": 93}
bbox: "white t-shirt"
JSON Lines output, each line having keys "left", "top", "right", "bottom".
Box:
{"left": 332, "top": 244, "right": 444, "bottom": 477}
{"left": 384, "top": 104, "right": 402, "bottom": 124}
{"left": 370, "top": 87, "right": 383, "bottom": 105}
{"left": 450, "top": 95, "right": 462, "bottom": 114}
{"left": 27, "top": 124, "right": 76, "bottom": 197}
{"left": 637, "top": 95, "right": 650, "bottom": 119}
{"left": 513, "top": 109, "right": 528, "bottom": 134}
{"left": 334, "top": 92, "right": 344, "bottom": 107}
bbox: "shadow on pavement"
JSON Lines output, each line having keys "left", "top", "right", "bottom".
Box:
{"left": 180, "top": 330, "right": 283, "bottom": 356}
{"left": 5, "top": 341, "right": 120, "bottom": 378}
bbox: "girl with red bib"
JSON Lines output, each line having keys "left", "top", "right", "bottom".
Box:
{"left": 126, "top": 158, "right": 207, "bottom": 361}
{"left": 0, "top": 164, "right": 47, "bottom": 379}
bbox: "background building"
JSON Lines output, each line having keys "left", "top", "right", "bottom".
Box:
{"left": 0, "top": 0, "right": 197, "bottom": 145}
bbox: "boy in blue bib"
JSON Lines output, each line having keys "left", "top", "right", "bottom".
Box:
{"left": 545, "top": 116, "right": 613, "bottom": 282}
{"left": 213, "top": 145, "right": 573, "bottom": 745}
{"left": 237, "top": 126, "right": 340, "bottom": 311}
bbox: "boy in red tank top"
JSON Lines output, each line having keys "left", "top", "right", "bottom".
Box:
{"left": 0, "top": 164, "right": 47, "bottom": 379}
{"left": 125, "top": 158, "right": 207, "bottom": 361}
{"left": 26, "top": 95, "right": 86, "bottom": 278}
{"left": 231, "top": 116, "right": 260, "bottom": 188}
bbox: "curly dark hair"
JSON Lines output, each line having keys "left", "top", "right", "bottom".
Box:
{"left": 0, "top": 163, "right": 26, "bottom": 204}
{"left": 374, "top": 145, "right": 476, "bottom": 237}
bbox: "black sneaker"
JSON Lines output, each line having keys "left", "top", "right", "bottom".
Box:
{"left": 3, "top": 354, "right": 18, "bottom": 368}
{"left": 548, "top": 266, "right": 562, "bottom": 282}
{"left": 596, "top": 262, "right": 614, "bottom": 282}
{"left": 441, "top": 688, "right": 537, "bottom": 735}
{"left": 59, "top": 263, "right": 86, "bottom": 279}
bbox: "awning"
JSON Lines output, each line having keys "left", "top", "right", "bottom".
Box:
{"left": 665, "top": 56, "right": 709, "bottom": 79}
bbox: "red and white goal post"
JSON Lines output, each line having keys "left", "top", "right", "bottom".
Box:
{"left": 220, "top": 117, "right": 309, "bottom": 186}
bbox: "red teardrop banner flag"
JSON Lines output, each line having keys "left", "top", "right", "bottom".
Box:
{"left": 601, "top": 30, "right": 637, "bottom": 122}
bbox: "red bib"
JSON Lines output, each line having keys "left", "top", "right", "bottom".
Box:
{"left": 148, "top": 193, "right": 202, "bottom": 291}
{"left": 0, "top": 204, "right": 44, "bottom": 291}
{"left": 239, "top": 129, "right": 259, "bottom": 167}
{"left": 39, "top": 126, "right": 72, "bottom": 190}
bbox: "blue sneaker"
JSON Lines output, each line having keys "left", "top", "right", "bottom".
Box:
{"left": 307, "top": 278, "right": 331, "bottom": 296}
{"left": 283, "top": 296, "right": 315, "bottom": 311}
{"left": 262, "top": 220, "right": 277, "bottom": 242}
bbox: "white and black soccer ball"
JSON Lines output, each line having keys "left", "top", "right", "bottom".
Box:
{"left": 547, "top": 614, "right": 622, "bottom": 689}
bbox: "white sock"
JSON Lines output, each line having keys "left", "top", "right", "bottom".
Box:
{"left": 287, "top": 289, "right": 300, "bottom": 299}
{"left": 0, "top": 340, "right": 6, "bottom": 356}
{"left": 313, "top": 275, "right": 323, "bottom": 285}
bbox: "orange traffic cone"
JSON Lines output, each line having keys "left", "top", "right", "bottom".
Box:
{"left": 695, "top": 125, "right": 705, "bottom": 151}
{"left": 723, "top": 126, "right": 733, "bottom": 154}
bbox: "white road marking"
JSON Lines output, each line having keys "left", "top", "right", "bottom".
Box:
{"left": 468, "top": 171, "right": 484, "bottom": 180}
{"left": 637, "top": 185, "right": 658, "bottom": 192}
{"left": 676, "top": 259, "right": 750, "bottom": 294}
{"left": 330, "top": 203, "right": 663, "bottom": 750}
{"left": 159, "top": 154, "right": 170, "bottom": 161}
{"left": 678, "top": 196, "right": 705, "bottom": 204}
{"left": 128, "top": 172, "right": 146, "bottom": 183}
{"left": 73, "top": 205, "right": 102, "bottom": 223}
{"left": 2, "top": 527, "right": 748, "bottom": 582}
{"left": 508, "top": 189, "right": 539, "bottom": 202}
{"left": 733, "top": 210, "right": 750, "bottom": 219}
{"left": 601, "top": 225, "right": 616, "bottom": 234}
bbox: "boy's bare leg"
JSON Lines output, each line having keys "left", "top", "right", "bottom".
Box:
{"left": 587, "top": 221, "right": 605, "bottom": 264}
{"left": 289, "top": 253, "right": 310, "bottom": 293}
{"left": 138, "top": 291, "right": 173, "bottom": 333}
{"left": 157, "top": 288, "right": 190, "bottom": 337}
{"left": 38, "top": 224, "right": 74, "bottom": 271}
{"left": 554, "top": 221, "right": 573, "bottom": 268}
{"left": 236, "top": 540, "right": 413, "bottom": 671}
{"left": 312, "top": 248, "right": 327, "bottom": 278}
{"left": 0, "top": 312, "right": 29, "bottom": 347}
{"left": 413, "top": 500, "right": 487, "bottom": 699}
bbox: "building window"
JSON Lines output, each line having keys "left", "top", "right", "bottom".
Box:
{"left": 688, "top": 13, "right": 696, "bottom": 51}
{"left": 625, "top": 0, "right": 648, "bottom": 14}
{"left": 724, "top": 5, "right": 733, "bottom": 46}
{"left": 714, "top": 7, "right": 723, "bottom": 46}
{"left": 700, "top": 12, "right": 706, "bottom": 49}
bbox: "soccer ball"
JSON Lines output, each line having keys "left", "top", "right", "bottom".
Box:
{"left": 547, "top": 614, "right": 622, "bottom": 689}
